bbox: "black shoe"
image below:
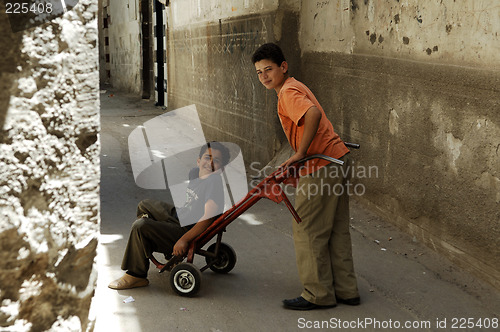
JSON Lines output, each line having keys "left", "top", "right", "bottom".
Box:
{"left": 282, "top": 296, "right": 336, "bottom": 311}
{"left": 336, "top": 296, "right": 361, "bottom": 306}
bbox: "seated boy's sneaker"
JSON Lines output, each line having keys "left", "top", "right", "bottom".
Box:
{"left": 108, "top": 274, "right": 149, "bottom": 290}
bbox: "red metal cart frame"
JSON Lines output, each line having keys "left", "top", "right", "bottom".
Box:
{"left": 150, "top": 146, "right": 359, "bottom": 296}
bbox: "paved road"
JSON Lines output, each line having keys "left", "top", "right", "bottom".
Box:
{"left": 91, "top": 88, "right": 499, "bottom": 332}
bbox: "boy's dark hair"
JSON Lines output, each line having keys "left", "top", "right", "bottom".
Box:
{"left": 251, "top": 43, "right": 286, "bottom": 66}
{"left": 199, "top": 141, "right": 231, "bottom": 166}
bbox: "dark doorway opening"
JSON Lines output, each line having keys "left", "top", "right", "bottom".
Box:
{"left": 154, "top": 0, "right": 165, "bottom": 106}
{"left": 140, "top": 0, "right": 153, "bottom": 99}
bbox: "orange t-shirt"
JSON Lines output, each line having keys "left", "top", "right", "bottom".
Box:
{"left": 278, "top": 77, "right": 349, "bottom": 175}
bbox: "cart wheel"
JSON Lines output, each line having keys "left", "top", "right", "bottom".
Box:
{"left": 170, "top": 263, "right": 201, "bottom": 297}
{"left": 205, "top": 242, "right": 237, "bottom": 274}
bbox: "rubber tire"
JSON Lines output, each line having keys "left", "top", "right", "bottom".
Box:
{"left": 169, "top": 263, "right": 202, "bottom": 297}
{"left": 205, "top": 242, "right": 237, "bottom": 274}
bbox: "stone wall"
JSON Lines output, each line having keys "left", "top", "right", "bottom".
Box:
{"left": 0, "top": 1, "right": 100, "bottom": 331}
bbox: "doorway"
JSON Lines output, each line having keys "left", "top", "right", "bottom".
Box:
{"left": 153, "top": 0, "right": 167, "bottom": 106}
{"left": 140, "top": 0, "right": 153, "bottom": 99}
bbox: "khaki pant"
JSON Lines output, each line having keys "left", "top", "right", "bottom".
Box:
{"left": 293, "top": 156, "right": 359, "bottom": 305}
{"left": 121, "top": 199, "right": 190, "bottom": 277}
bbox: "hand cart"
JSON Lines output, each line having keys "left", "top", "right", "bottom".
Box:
{"left": 150, "top": 143, "right": 360, "bottom": 296}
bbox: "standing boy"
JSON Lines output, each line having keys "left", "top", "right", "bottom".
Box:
{"left": 252, "top": 43, "right": 360, "bottom": 310}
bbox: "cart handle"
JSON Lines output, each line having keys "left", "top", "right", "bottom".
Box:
{"left": 344, "top": 142, "right": 360, "bottom": 149}
{"left": 279, "top": 141, "right": 360, "bottom": 181}
{"left": 288, "top": 142, "right": 360, "bottom": 168}
{"left": 275, "top": 154, "right": 343, "bottom": 184}
{"left": 290, "top": 154, "right": 344, "bottom": 167}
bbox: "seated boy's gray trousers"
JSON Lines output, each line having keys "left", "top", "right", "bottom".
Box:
{"left": 120, "top": 199, "right": 189, "bottom": 278}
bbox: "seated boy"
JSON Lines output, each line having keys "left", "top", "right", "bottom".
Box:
{"left": 109, "top": 141, "right": 230, "bottom": 290}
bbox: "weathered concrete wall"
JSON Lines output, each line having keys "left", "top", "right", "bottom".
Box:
{"left": 106, "top": 0, "right": 142, "bottom": 94}
{"left": 298, "top": 0, "right": 500, "bottom": 288}
{"left": 165, "top": 0, "right": 301, "bottom": 165}
{"left": 0, "top": 1, "right": 100, "bottom": 331}
{"left": 301, "top": 0, "right": 499, "bottom": 67}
